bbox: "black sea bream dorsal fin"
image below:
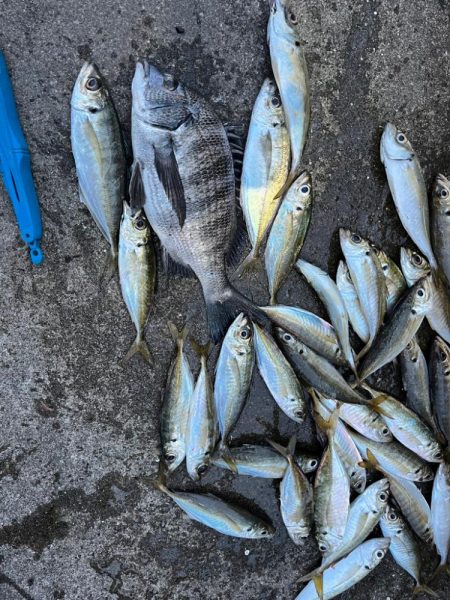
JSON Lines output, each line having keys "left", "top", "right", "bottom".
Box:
{"left": 225, "top": 124, "right": 245, "bottom": 185}
{"left": 154, "top": 140, "right": 186, "bottom": 227}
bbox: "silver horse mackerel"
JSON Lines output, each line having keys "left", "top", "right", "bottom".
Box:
{"left": 131, "top": 62, "right": 265, "bottom": 342}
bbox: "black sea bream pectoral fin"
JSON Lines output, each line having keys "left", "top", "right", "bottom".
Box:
{"left": 154, "top": 140, "right": 186, "bottom": 227}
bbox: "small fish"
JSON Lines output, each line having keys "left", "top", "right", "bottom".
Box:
{"left": 71, "top": 62, "right": 126, "bottom": 278}
{"left": 155, "top": 470, "right": 274, "bottom": 539}
{"left": 380, "top": 504, "right": 438, "bottom": 598}
{"left": 313, "top": 411, "right": 350, "bottom": 555}
{"left": 313, "top": 393, "right": 366, "bottom": 493}
{"left": 214, "top": 314, "right": 254, "bottom": 465}
{"left": 265, "top": 172, "right": 312, "bottom": 303}
{"left": 400, "top": 248, "right": 450, "bottom": 343}
{"left": 335, "top": 260, "right": 370, "bottom": 343}
{"left": 269, "top": 437, "right": 314, "bottom": 544}
{"left": 118, "top": 202, "right": 155, "bottom": 362}
{"left": 185, "top": 341, "right": 217, "bottom": 481}
{"left": 212, "top": 443, "right": 319, "bottom": 478}
{"left": 339, "top": 229, "right": 387, "bottom": 356}
{"left": 372, "top": 247, "right": 407, "bottom": 311}
{"left": 279, "top": 331, "right": 368, "bottom": 406}
{"left": 237, "top": 78, "right": 290, "bottom": 274}
{"left": 429, "top": 336, "right": 450, "bottom": 445}
{"left": 350, "top": 430, "right": 434, "bottom": 482}
{"left": 358, "top": 275, "right": 433, "bottom": 381}
{"left": 297, "top": 259, "right": 356, "bottom": 373}
{"left": 131, "top": 62, "right": 267, "bottom": 342}
{"left": 380, "top": 123, "right": 437, "bottom": 268}
{"left": 319, "top": 397, "right": 392, "bottom": 443}
{"left": 267, "top": 0, "right": 310, "bottom": 198}
{"left": 430, "top": 462, "right": 450, "bottom": 580}
{"left": 432, "top": 173, "right": 450, "bottom": 284}
{"left": 298, "top": 479, "right": 390, "bottom": 584}
{"left": 361, "top": 385, "right": 442, "bottom": 463}
{"left": 253, "top": 323, "right": 306, "bottom": 422}
{"left": 363, "top": 449, "right": 433, "bottom": 543}
{"left": 400, "top": 337, "right": 436, "bottom": 430}
{"left": 294, "top": 538, "right": 390, "bottom": 600}
{"left": 262, "top": 305, "right": 346, "bottom": 365}
{"left": 160, "top": 322, "right": 194, "bottom": 472}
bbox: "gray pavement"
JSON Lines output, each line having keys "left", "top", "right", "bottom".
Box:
{"left": 0, "top": 1, "right": 449, "bottom": 598}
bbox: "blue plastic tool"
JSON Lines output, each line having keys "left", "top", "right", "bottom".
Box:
{"left": 0, "top": 50, "right": 44, "bottom": 265}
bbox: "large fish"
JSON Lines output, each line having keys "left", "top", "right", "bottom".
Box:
{"left": 237, "top": 78, "right": 290, "bottom": 273}
{"left": 267, "top": 0, "right": 310, "bottom": 197}
{"left": 358, "top": 275, "right": 433, "bottom": 381}
{"left": 432, "top": 173, "right": 450, "bottom": 284}
{"left": 118, "top": 201, "right": 155, "bottom": 362}
{"left": 71, "top": 62, "right": 126, "bottom": 277}
{"left": 294, "top": 538, "right": 389, "bottom": 600}
{"left": 265, "top": 171, "right": 312, "bottom": 303}
{"left": 380, "top": 123, "right": 437, "bottom": 268}
{"left": 131, "top": 62, "right": 266, "bottom": 342}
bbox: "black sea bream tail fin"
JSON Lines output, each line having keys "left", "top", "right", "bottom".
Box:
{"left": 206, "top": 283, "right": 269, "bottom": 343}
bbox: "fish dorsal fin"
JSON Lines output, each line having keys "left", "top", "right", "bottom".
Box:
{"left": 226, "top": 201, "right": 248, "bottom": 268}
{"left": 153, "top": 139, "right": 186, "bottom": 227}
{"left": 225, "top": 123, "right": 245, "bottom": 184}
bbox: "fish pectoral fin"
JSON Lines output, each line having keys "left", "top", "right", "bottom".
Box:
{"left": 129, "top": 160, "right": 146, "bottom": 210}
{"left": 154, "top": 142, "right": 186, "bottom": 227}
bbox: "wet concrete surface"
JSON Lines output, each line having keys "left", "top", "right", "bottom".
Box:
{"left": 0, "top": 0, "right": 449, "bottom": 598}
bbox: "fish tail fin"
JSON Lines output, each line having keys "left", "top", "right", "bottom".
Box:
{"left": 190, "top": 338, "right": 213, "bottom": 359}
{"left": 429, "top": 563, "right": 450, "bottom": 584}
{"left": 205, "top": 283, "right": 270, "bottom": 343}
{"left": 413, "top": 583, "right": 439, "bottom": 598}
{"left": 312, "top": 573, "right": 324, "bottom": 600}
{"left": 360, "top": 383, "right": 395, "bottom": 418}
{"left": 123, "top": 334, "right": 152, "bottom": 364}
{"left": 100, "top": 250, "right": 118, "bottom": 286}
{"left": 219, "top": 441, "right": 238, "bottom": 474}
{"left": 297, "top": 565, "right": 324, "bottom": 584}
{"left": 152, "top": 461, "right": 171, "bottom": 496}
{"left": 314, "top": 407, "right": 340, "bottom": 434}
{"left": 232, "top": 249, "right": 261, "bottom": 280}
{"left": 266, "top": 435, "right": 296, "bottom": 460}
{"left": 359, "top": 448, "right": 382, "bottom": 472}
{"left": 168, "top": 320, "right": 190, "bottom": 345}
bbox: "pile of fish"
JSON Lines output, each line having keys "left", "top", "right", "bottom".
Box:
{"left": 69, "top": 1, "right": 449, "bottom": 598}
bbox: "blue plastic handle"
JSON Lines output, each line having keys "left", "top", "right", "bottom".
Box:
{"left": 0, "top": 50, "right": 44, "bottom": 265}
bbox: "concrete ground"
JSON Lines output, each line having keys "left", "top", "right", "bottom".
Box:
{"left": 0, "top": 0, "right": 449, "bottom": 598}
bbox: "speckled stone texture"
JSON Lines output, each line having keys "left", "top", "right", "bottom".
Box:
{"left": 0, "top": 1, "right": 449, "bottom": 599}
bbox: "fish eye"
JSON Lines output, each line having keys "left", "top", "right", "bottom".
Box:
{"left": 440, "top": 188, "right": 449, "bottom": 199}
{"left": 295, "top": 409, "right": 304, "bottom": 419}
{"left": 417, "top": 288, "right": 425, "bottom": 297}
{"left": 134, "top": 217, "right": 147, "bottom": 230}
{"left": 351, "top": 233, "right": 362, "bottom": 244}
{"left": 289, "top": 12, "right": 298, "bottom": 24}
{"left": 240, "top": 329, "right": 250, "bottom": 339}
{"left": 197, "top": 464, "right": 208, "bottom": 475}
{"left": 388, "top": 512, "right": 397, "bottom": 521}
{"left": 440, "top": 350, "right": 447, "bottom": 362}
{"left": 379, "top": 492, "right": 388, "bottom": 501}
{"left": 163, "top": 74, "right": 177, "bottom": 91}
{"left": 86, "top": 76, "right": 102, "bottom": 91}
{"left": 310, "top": 459, "right": 318, "bottom": 468}
{"left": 271, "top": 95, "right": 281, "bottom": 108}
{"left": 376, "top": 550, "right": 384, "bottom": 559}
{"left": 396, "top": 132, "right": 406, "bottom": 144}
{"left": 300, "top": 185, "right": 310, "bottom": 195}
{"left": 318, "top": 543, "right": 327, "bottom": 552}
{"left": 411, "top": 253, "right": 422, "bottom": 266}
{"left": 261, "top": 529, "right": 268, "bottom": 536}
{"left": 381, "top": 427, "right": 389, "bottom": 435}
{"left": 434, "top": 449, "right": 443, "bottom": 459}
{"left": 165, "top": 453, "right": 176, "bottom": 463}
{"left": 283, "top": 333, "right": 292, "bottom": 342}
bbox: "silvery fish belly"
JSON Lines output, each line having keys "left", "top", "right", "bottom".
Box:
{"left": 432, "top": 174, "right": 450, "bottom": 284}
{"left": 131, "top": 62, "right": 264, "bottom": 342}
{"left": 71, "top": 62, "right": 125, "bottom": 265}
{"left": 380, "top": 123, "right": 437, "bottom": 268}
{"left": 336, "top": 260, "right": 370, "bottom": 343}
{"left": 268, "top": 0, "right": 310, "bottom": 196}
{"left": 118, "top": 203, "right": 155, "bottom": 363}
